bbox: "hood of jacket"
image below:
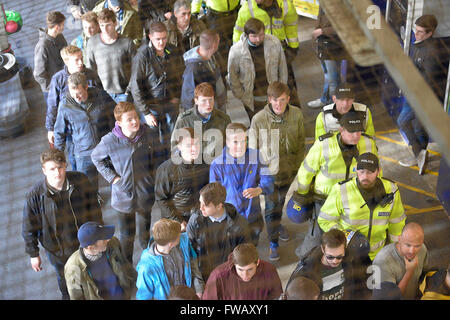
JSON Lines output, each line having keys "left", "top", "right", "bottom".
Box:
{"left": 183, "top": 45, "right": 202, "bottom": 63}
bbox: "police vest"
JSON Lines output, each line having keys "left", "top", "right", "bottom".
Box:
{"left": 233, "top": 0, "right": 299, "bottom": 49}
{"left": 297, "top": 132, "right": 377, "bottom": 197}
{"left": 318, "top": 177, "right": 406, "bottom": 260}
{"left": 315, "top": 103, "right": 374, "bottom": 139}
{"left": 191, "top": 0, "right": 240, "bottom": 14}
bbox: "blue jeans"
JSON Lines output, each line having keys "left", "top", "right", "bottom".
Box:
{"left": 320, "top": 60, "right": 341, "bottom": 104}
{"left": 66, "top": 135, "right": 77, "bottom": 171}
{"left": 397, "top": 100, "right": 429, "bottom": 157}
{"left": 74, "top": 155, "right": 98, "bottom": 193}
{"left": 108, "top": 92, "right": 130, "bottom": 104}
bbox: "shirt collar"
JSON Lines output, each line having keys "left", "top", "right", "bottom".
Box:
{"left": 208, "top": 208, "right": 227, "bottom": 223}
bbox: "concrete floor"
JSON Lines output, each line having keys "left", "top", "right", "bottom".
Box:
{"left": 0, "top": 1, "right": 449, "bottom": 300}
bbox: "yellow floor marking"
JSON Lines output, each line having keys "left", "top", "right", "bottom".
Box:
{"left": 375, "top": 135, "right": 441, "bottom": 157}
{"left": 396, "top": 181, "right": 437, "bottom": 199}
{"left": 405, "top": 206, "right": 444, "bottom": 215}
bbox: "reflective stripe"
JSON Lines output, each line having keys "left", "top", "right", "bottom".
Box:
{"left": 297, "top": 182, "right": 310, "bottom": 193}
{"left": 248, "top": 0, "right": 255, "bottom": 17}
{"left": 390, "top": 213, "right": 406, "bottom": 224}
{"left": 285, "top": 22, "right": 298, "bottom": 26}
{"left": 302, "top": 159, "right": 316, "bottom": 174}
{"left": 271, "top": 25, "right": 284, "bottom": 29}
{"left": 370, "top": 239, "right": 385, "bottom": 252}
{"left": 320, "top": 167, "right": 346, "bottom": 180}
{"left": 287, "top": 37, "right": 299, "bottom": 43}
{"left": 389, "top": 234, "right": 400, "bottom": 242}
{"left": 340, "top": 183, "right": 350, "bottom": 218}
{"left": 319, "top": 211, "right": 340, "bottom": 222}
{"left": 235, "top": 25, "right": 245, "bottom": 32}
{"left": 283, "top": 0, "right": 288, "bottom": 18}
{"left": 322, "top": 139, "right": 347, "bottom": 180}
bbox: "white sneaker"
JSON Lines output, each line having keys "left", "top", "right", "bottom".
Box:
{"left": 417, "top": 149, "right": 428, "bottom": 175}
{"left": 307, "top": 98, "right": 325, "bottom": 108}
{"left": 398, "top": 157, "right": 417, "bottom": 167}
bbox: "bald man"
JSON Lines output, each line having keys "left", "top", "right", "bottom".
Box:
{"left": 372, "top": 222, "right": 430, "bottom": 300}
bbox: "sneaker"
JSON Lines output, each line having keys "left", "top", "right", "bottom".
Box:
{"left": 307, "top": 98, "right": 325, "bottom": 108}
{"left": 269, "top": 247, "right": 280, "bottom": 261}
{"left": 399, "top": 157, "right": 417, "bottom": 167}
{"left": 278, "top": 225, "right": 290, "bottom": 242}
{"left": 417, "top": 149, "right": 428, "bottom": 175}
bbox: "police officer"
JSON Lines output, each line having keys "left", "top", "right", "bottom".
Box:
{"left": 233, "top": 0, "right": 300, "bottom": 106}
{"left": 314, "top": 83, "right": 375, "bottom": 140}
{"left": 191, "top": 0, "right": 241, "bottom": 71}
{"left": 295, "top": 111, "right": 379, "bottom": 258}
{"left": 318, "top": 152, "right": 406, "bottom": 261}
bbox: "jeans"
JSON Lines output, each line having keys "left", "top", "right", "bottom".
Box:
{"left": 320, "top": 60, "right": 341, "bottom": 104}
{"left": 265, "top": 184, "right": 290, "bottom": 247}
{"left": 74, "top": 154, "right": 98, "bottom": 193}
{"left": 397, "top": 100, "right": 429, "bottom": 157}
{"left": 45, "top": 251, "right": 71, "bottom": 300}
{"left": 66, "top": 135, "right": 77, "bottom": 171}
{"left": 116, "top": 209, "right": 152, "bottom": 264}
{"left": 108, "top": 92, "right": 130, "bottom": 104}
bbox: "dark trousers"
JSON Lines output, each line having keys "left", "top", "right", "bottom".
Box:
{"left": 265, "top": 184, "right": 290, "bottom": 247}
{"left": 45, "top": 251, "right": 72, "bottom": 300}
{"left": 116, "top": 209, "right": 152, "bottom": 264}
{"left": 74, "top": 154, "right": 98, "bottom": 193}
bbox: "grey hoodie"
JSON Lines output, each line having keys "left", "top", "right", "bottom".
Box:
{"left": 33, "top": 28, "right": 67, "bottom": 92}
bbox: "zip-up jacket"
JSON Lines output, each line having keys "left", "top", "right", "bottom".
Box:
{"left": 209, "top": 147, "right": 274, "bottom": 224}
{"left": 155, "top": 157, "right": 210, "bottom": 223}
{"left": 227, "top": 32, "right": 288, "bottom": 111}
{"left": 129, "top": 39, "right": 184, "bottom": 116}
{"left": 22, "top": 171, "right": 103, "bottom": 258}
{"left": 233, "top": 0, "right": 299, "bottom": 49}
{"left": 297, "top": 131, "right": 378, "bottom": 198}
{"left": 164, "top": 17, "right": 207, "bottom": 54}
{"left": 64, "top": 237, "right": 137, "bottom": 300}
{"left": 315, "top": 103, "right": 375, "bottom": 140}
{"left": 91, "top": 124, "right": 164, "bottom": 213}
{"left": 318, "top": 177, "right": 406, "bottom": 260}
{"left": 46, "top": 66, "right": 102, "bottom": 132}
{"left": 53, "top": 87, "right": 115, "bottom": 157}
{"left": 33, "top": 28, "right": 67, "bottom": 92}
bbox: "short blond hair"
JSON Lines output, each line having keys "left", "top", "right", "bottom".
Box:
{"left": 152, "top": 219, "right": 181, "bottom": 246}
{"left": 60, "top": 45, "right": 82, "bottom": 62}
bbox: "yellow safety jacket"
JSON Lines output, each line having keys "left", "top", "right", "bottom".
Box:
{"left": 191, "top": 0, "right": 240, "bottom": 14}
{"left": 232, "top": 0, "right": 299, "bottom": 49}
{"left": 297, "top": 131, "right": 378, "bottom": 198}
{"left": 318, "top": 177, "right": 406, "bottom": 260}
{"left": 315, "top": 103, "right": 375, "bottom": 140}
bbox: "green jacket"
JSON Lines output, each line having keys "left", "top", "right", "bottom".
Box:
{"left": 249, "top": 104, "right": 305, "bottom": 187}
{"left": 64, "top": 237, "right": 137, "bottom": 300}
{"left": 93, "top": 0, "right": 143, "bottom": 48}
{"left": 164, "top": 18, "right": 207, "bottom": 54}
{"left": 171, "top": 107, "right": 231, "bottom": 163}
{"left": 318, "top": 177, "right": 406, "bottom": 260}
{"left": 233, "top": 0, "right": 299, "bottom": 49}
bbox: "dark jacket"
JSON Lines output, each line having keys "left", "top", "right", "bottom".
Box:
{"left": 314, "top": 8, "right": 347, "bottom": 61}
{"left": 164, "top": 17, "right": 207, "bottom": 54}
{"left": 155, "top": 157, "right": 210, "bottom": 223}
{"left": 91, "top": 124, "right": 164, "bottom": 213}
{"left": 138, "top": 0, "right": 175, "bottom": 24}
{"left": 64, "top": 237, "right": 137, "bottom": 300}
{"left": 287, "top": 246, "right": 357, "bottom": 300}
{"left": 33, "top": 28, "right": 67, "bottom": 92}
{"left": 54, "top": 87, "right": 116, "bottom": 157}
{"left": 411, "top": 37, "right": 448, "bottom": 102}
{"left": 129, "top": 39, "right": 184, "bottom": 116}
{"left": 171, "top": 106, "right": 231, "bottom": 161}
{"left": 186, "top": 203, "right": 251, "bottom": 281}
{"left": 22, "top": 171, "right": 103, "bottom": 258}
{"left": 46, "top": 66, "right": 102, "bottom": 131}
{"left": 180, "top": 46, "right": 227, "bottom": 111}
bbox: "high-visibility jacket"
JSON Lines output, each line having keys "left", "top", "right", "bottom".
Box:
{"left": 233, "top": 0, "right": 299, "bottom": 49}
{"left": 315, "top": 103, "right": 375, "bottom": 140}
{"left": 191, "top": 0, "right": 240, "bottom": 14}
{"left": 297, "top": 131, "right": 378, "bottom": 198}
{"left": 318, "top": 177, "right": 406, "bottom": 260}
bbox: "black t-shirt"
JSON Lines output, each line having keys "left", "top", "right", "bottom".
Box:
{"left": 320, "top": 264, "right": 345, "bottom": 300}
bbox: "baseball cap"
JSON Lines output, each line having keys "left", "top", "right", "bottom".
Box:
{"left": 357, "top": 152, "right": 379, "bottom": 172}
{"left": 339, "top": 111, "right": 364, "bottom": 132}
{"left": 78, "top": 221, "right": 115, "bottom": 248}
{"left": 335, "top": 84, "right": 355, "bottom": 99}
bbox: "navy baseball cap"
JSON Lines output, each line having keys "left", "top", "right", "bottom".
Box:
{"left": 335, "top": 83, "right": 355, "bottom": 99}
{"left": 339, "top": 111, "right": 364, "bottom": 132}
{"left": 78, "top": 222, "right": 115, "bottom": 248}
{"left": 357, "top": 152, "right": 379, "bottom": 172}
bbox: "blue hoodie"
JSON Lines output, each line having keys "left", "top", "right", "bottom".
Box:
{"left": 180, "top": 46, "right": 227, "bottom": 111}
{"left": 209, "top": 147, "right": 274, "bottom": 224}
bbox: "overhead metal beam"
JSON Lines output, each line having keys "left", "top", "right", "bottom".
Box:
{"left": 321, "top": 0, "right": 450, "bottom": 164}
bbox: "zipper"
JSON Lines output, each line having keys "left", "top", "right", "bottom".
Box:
{"left": 367, "top": 208, "right": 374, "bottom": 247}
{"left": 68, "top": 186, "right": 79, "bottom": 231}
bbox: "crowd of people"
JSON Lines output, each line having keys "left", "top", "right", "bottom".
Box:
{"left": 22, "top": 0, "right": 449, "bottom": 301}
